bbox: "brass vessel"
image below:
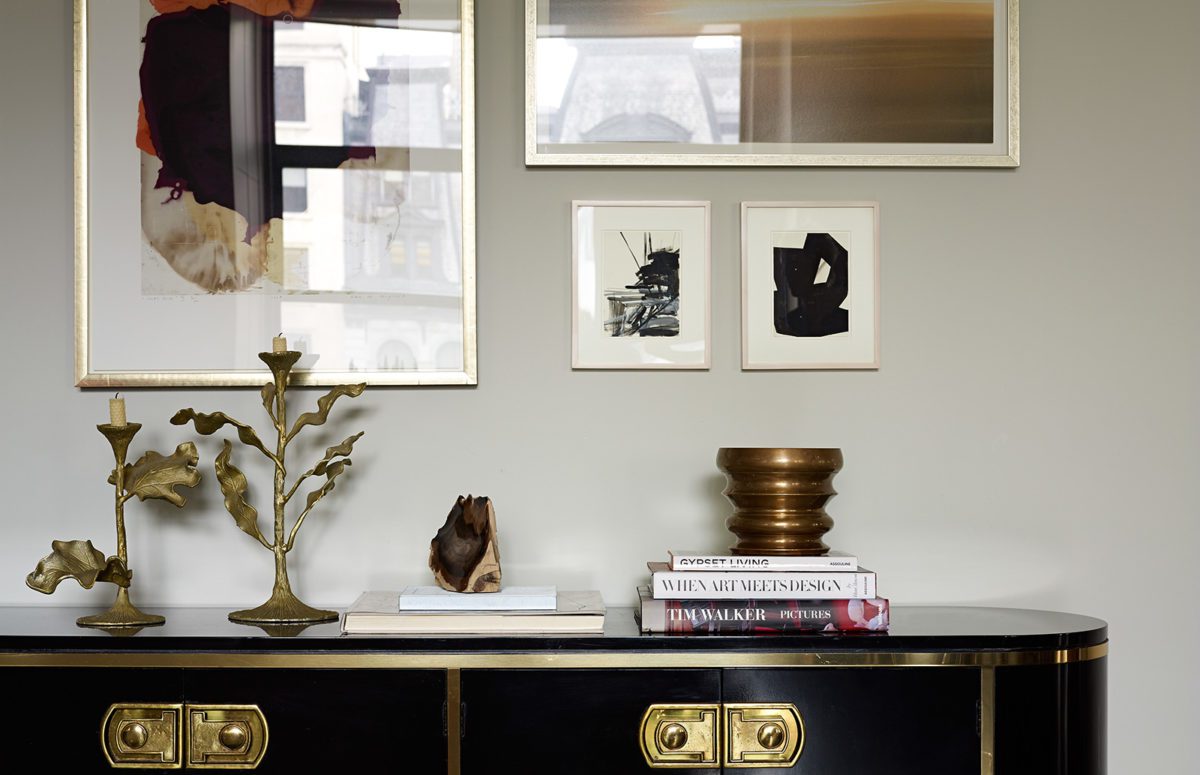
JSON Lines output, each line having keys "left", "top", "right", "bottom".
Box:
{"left": 716, "top": 448, "right": 843, "bottom": 556}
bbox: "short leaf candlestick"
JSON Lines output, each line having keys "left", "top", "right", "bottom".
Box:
{"left": 172, "top": 347, "right": 365, "bottom": 624}
{"left": 26, "top": 419, "right": 201, "bottom": 627}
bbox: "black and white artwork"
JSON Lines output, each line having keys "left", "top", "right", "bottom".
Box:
{"left": 773, "top": 233, "right": 849, "bottom": 338}
{"left": 601, "top": 230, "right": 681, "bottom": 337}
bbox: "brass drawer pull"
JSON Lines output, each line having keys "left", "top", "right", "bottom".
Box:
{"left": 725, "top": 703, "right": 804, "bottom": 768}
{"left": 640, "top": 703, "right": 804, "bottom": 769}
{"left": 101, "top": 704, "right": 182, "bottom": 769}
{"left": 186, "top": 705, "right": 268, "bottom": 769}
{"left": 640, "top": 704, "right": 721, "bottom": 768}
{"left": 101, "top": 704, "right": 267, "bottom": 769}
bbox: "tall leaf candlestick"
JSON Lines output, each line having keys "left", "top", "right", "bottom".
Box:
{"left": 26, "top": 398, "right": 202, "bottom": 627}
{"left": 172, "top": 343, "right": 365, "bottom": 624}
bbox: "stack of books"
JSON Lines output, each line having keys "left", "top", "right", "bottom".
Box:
{"left": 637, "top": 550, "right": 889, "bottom": 635}
{"left": 342, "top": 586, "right": 606, "bottom": 634}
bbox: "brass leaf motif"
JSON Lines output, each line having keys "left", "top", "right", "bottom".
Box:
{"left": 286, "top": 384, "right": 366, "bottom": 443}
{"left": 261, "top": 383, "right": 277, "bottom": 425}
{"left": 97, "top": 556, "right": 133, "bottom": 588}
{"left": 26, "top": 540, "right": 129, "bottom": 593}
{"left": 171, "top": 409, "right": 273, "bottom": 460}
{"left": 119, "top": 442, "right": 202, "bottom": 506}
{"left": 314, "top": 432, "right": 364, "bottom": 476}
{"left": 305, "top": 459, "right": 350, "bottom": 513}
{"left": 214, "top": 440, "right": 267, "bottom": 547}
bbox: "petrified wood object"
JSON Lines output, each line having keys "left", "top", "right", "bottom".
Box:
{"left": 717, "top": 447, "right": 843, "bottom": 556}
{"left": 430, "top": 495, "right": 501, "bottom": 593}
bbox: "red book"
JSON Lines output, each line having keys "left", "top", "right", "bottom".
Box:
{"left": 637, "top": 587, "right": 889, "bottom": 634}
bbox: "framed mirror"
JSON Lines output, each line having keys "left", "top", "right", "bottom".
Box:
{"left": 526, "top": 0, "right": 1017, "bottom": 167}
{"left": 76, "top": 0, "right": 475, "bottom": 386}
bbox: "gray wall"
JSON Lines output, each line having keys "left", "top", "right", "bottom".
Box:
{"left": 2, "top": 1, "right": 1197, "bottom": 771}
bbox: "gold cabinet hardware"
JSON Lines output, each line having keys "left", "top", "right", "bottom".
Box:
{"left": 101, "top": 704, "right": 182, "bottom": 769}
{"left": 660, "top": 723, "right": 689, "bottom": 750}
{"left": 102, "top": 704, "right": 267, "bottom": 769}
{"left": 186, "top": 705, "right": 268, "bottom": 770}
{"left": 640, "top": 704, "right": 721, "bottom": 768}
{"left": 724, "top": 703, "right": 804, "bottom": 768}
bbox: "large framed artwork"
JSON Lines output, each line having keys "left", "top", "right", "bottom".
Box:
{"left": 572, "top": 201, "right": 710, "bottom": 369}
{"left": 75, "top": 0, "right": 476, "bottom": 386}
{"left": 741, "top": 202, "right": 879, "bottom": 370}
{"left": 527, "top": 0, "right": 1018, "bottom": 167}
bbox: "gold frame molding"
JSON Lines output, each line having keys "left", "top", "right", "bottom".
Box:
{"left": 74, "top": 0, "right": 478, "bottom": 387}
{"left": 524, "top": 0, "right": 1019, "bottom": 168}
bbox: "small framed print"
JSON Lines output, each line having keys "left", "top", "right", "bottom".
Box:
{"left": 572, "top": 201, "right": 710, "bottom": 369}
{"left": 741, "top": 202, "right": 879, "bottom": 369}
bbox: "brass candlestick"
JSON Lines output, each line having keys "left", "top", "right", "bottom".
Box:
{"left": 173, "top": 349, "right": 365, "bottom": 624}
{"left": 26, "top": 422, "right": 201, "bottom": 627}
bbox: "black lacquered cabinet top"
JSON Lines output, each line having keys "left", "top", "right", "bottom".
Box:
{"left": 0, "top": 605, "right": 1105, "bottom": 653}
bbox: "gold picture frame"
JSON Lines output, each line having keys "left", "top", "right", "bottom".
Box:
{"left": 526, "top": 0, "right": 1018, "bottom": 168}
{"left": 75, "top": 0, "right": 477, "bottom": 387}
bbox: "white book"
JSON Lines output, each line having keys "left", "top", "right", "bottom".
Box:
{"left": 398, "top": 585, "right": 557, "bottom": 611}
{"left": 649, "top": 562, "right": 876, "bottom": 600}
{"left": 668, "top": 550, "right": 858, "bottom": 571}
{"left": 343, "top": 590, "right": 605, "bottom": 634}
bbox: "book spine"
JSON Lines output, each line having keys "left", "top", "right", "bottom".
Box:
{"left": 640, "top": 598, "right": 889, "bottom": 634}
{"left": 668, "top": 554, "right": 858, "bottom": 571}
{"left": 652, "top": 570, "right": 876, "bottom": 600}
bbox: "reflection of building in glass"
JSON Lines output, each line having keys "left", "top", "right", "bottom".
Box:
{"left": 540, "top": 37, "right": 740, "bottom": 145}
{"left": 274, "top": 21, "right": 465, "bottom": 373}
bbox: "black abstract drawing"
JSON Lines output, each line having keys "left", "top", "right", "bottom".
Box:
{"left": 773, "top": 233, "right": 849, "bottom": 337}
{"left": 604, "top": 231, "right": 680, "bottom": 337}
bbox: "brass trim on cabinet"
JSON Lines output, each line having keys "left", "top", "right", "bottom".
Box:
{"left": 447, "top": 668, "right": 461, "bottom": 775}
{"left": 101, "top": 704, "right": 182, "bottom": 769}
{"left": 980, "top": 666, "right": 996, "bottom": 775}
{"left": 0, "top": 643, "right": 1108, "bottom": 670}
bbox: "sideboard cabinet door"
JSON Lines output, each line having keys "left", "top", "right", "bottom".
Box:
{"left": 723, "top": 667, "right": 981, "bottom": 774}
{"left": 181, "top": 668, "right": 446, "bottom": 773}
{"left": 994, "top": 660, "right": 1107, "bottom": 775}
{"left": 461, "top": 668, "right": 721, "bottom": 773}
{"left": 0, "top": 667, "right": 183, "bottom": 770}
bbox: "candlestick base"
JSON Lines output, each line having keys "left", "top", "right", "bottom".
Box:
{"left": 228, "top": 588, "right": 338, "bottom": 625}
{"left": 76, "top": 588, "right": 165, "bottom": 628}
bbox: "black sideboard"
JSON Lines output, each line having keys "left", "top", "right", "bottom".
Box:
{"left": 0, "top": 605, "right": 1106, "bottom": 773}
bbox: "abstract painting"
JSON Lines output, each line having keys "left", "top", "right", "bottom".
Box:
{"left": 601, "top": 230, "right": 681, "bottom": 338}
{"left": 772, "top": 232, "right": 850, "bottom": 338}
{"left": 742, "top": 203, "right": 878, "bottom": 369}
{"left": 574, "top": 203, "right": 709, "bottom": 369}
{"left": 75, "top": 0, "right": 476, "bottom": 386}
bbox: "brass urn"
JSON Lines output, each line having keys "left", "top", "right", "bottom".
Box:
{"left": 716, "top": 448, "right": 843, "bottom": 556}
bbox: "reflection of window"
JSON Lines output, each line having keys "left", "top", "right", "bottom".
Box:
{"left": 389, "top": 240, "right": 407, "bottom": 266}
{"left": 282, "top": 168, "right": 308, "bottom": 212}
{"left": 377, "top": 340, "right": 417, "bottom": 371}
{"left": 274, "top": 66, "right": 306, "bottom": 121}
{"left": 283, "top": 247, "right": 309, "bottom": 290}
{"left": 410, "top": 173, "right": 434, "bottom": 205}
{"left": 435, "top": 340, "right": 463, "bottom": 370}
{"left": 415, "top": 239, "right": 433, "bottom": 267}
